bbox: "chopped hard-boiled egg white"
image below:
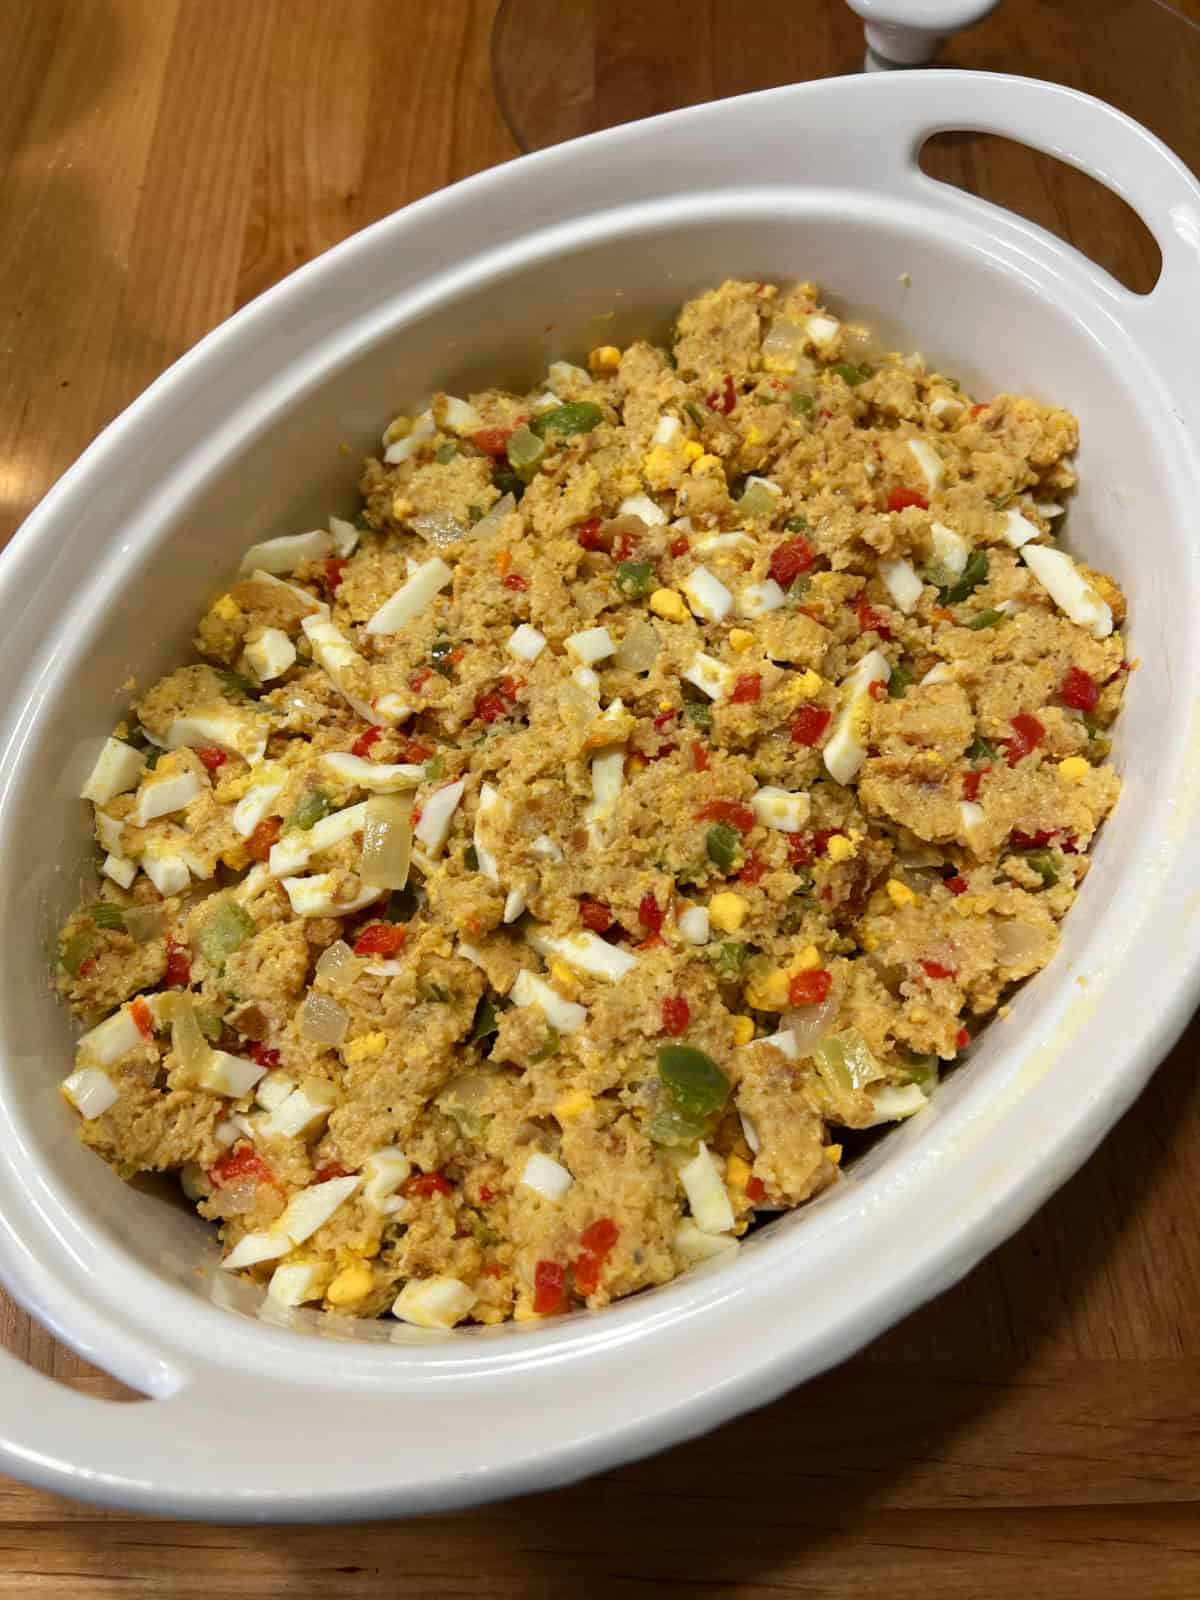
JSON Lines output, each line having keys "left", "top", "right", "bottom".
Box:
{"left": 433, "top": 393, "right": 481, "bottom": 435}
{"left": 383, "top": 412, "right": 435, "bottom": 465}
{"left": 757, "top": 1027, "right": 800, "bottom": 1060}
{"left": 474, "top": 783, "right": 502, "bottom": 884}
{"left": 248, "top": 567, "right": 328, "bottom": 618}
{"left": 806, "top": 313, "right": 840, "bottom": 351}
{"left": 199, "top": 1050, "right": 268, "bottom": 1099}
{"left": 256, "top": 1073, "right": 295, "bottom": 1112}
{"left": 301, "top": 614, "right": 366, "bottom": 696}
{"left": 1021, "top": 543, "right": 1113, "bottom": 638}
{"left": 328, "top": 515, "right": 360, "bottom": 558}
{"left": 683, "top": 652, "right": 735, "bottom": 702}
{"left": 223, "top": 1174, "right": 363, "bottom": 1270}
{"left": 362, "top": 1147, "right": 411, "bottom": 1210}
{"left": 695, "top": 532, "right": 754, "bottom": 554}
{"left": 677, "top": 905, "right": 710, "bottom": 945}
{"left": 321, "top": 752, "right": 424, "bottom": 791}
{"left": 244, "top": 627, "right": 296, "bottom": 683}
{"left": 682, "top": 565, "right": 733, "bottom": 622}
{"left": 564, "top": 626, "right": 615, "bottom": 665}
{"left": 528, "top": 929, "right": 636, "bottom": 981}
{"left": 618, "top": 492, "right": 667, "bottom": 527}
{"left": 1002, "top": 507, "right": 1040, "bottom": 549}
{"left": 674, "top": 1221, "right": 739, "bottom": 1264}
{"left": 94, "top": 810, "right": 125, "bottom": 855}
{"left": 929, "top": 520, "right": 968, "bottom": 577}
{"left": 751, "top": 785, "right": 812, "bottom": 833}
{"left": 267, "top": 1260, "right": 327, "bottom": 1308}
{"left": 269, "top": 800, "right": 368, "bottom": 876}
{"left": 101, "top": 853, "right": 137, "bottom": 889}
{"left": 413, "top": 779, "right": 465, "bottom": 855}
{"left": 61, "top": 1066, "right": 119, "bottom": 1120}
{"left": 959, "top": 800, "right": 986, "bottom": 843}
{"left": 507, "top": 623, "right": 546, "bottom": 662}
{"left": 920, "top": 663, "right": 955, "bottom": 686}
{"left": 653, "top": 414, "right": 682, "bottom": 445}
{"left": 233, "top": 769, "right": 286, "bottom": 837}
{"left": 164, "top": 706, "right": 267, "bottom": 766}
{"left": 879, "top": 556, "right": 923, "bottom": 614}
{"left": 584, "top": 748, "right": 623, "bottom": 848}
{"left": 365, "top": 556, "right": 454, "bottom": 635}
{"left": 282, "top": 874, "right": 384, "bottom": 919}
{"left": 520, "top": 1151, "right": 575, "bottom": 1201}
{"left": 929, "top": 393, "right": 965, "bottom": 424}
{"left": 238, "top": 529, "right": 331, "bottom": 575}
{"left": 907, "top": 438, "right": 944, "bottom": 496}
{"left": 141, "top": 841, "right": 191, "bottom": 897}
{"left": 80, "top": 738, "right": 145, "bottom": 805}
{"left": 132, "top": 764, "right": 203, "bottom": 826}
{"left": 863, "top": 1083, "right": 930, "bottom": 1126}
{"left": 823, "top": 648, "right": 891, "bottom": 786}
{"left": 530, "top": 833, "right": 562, "bottom": 864}
{"left": 736, "top": 579, "right": 787, "bottom": 619}
{"left": 392, "top": 1275, "right": 475, "bottom": 1329}
{"left": 502, "top": 888, "right": 526, "bottom": 924}
{"left": 679, "top": 1142, "right": 736, "bottom": 1234}
{"left": 510, "top": 969, "right": 587, "bottom": 1034}
{"left": 744, "top": 475, "right": 782, "bottom": 498}
{"left": 260, "top": 1080, "right": 337, "bottom": 1138}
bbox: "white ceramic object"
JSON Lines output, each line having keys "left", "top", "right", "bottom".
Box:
{"left": 1, "top": 70, "right": 1198, "bottom": 1520}
{"left": 847, "top": 0, "right": 1001, "bottom": 68}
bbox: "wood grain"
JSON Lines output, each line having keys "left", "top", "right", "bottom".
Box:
{"left": 1, "top": 2, "right": 1198, "bottom": 1593}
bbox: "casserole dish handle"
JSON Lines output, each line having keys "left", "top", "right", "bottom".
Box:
{"left": 899, "top": 73, "right": 1200, "bottom": 331}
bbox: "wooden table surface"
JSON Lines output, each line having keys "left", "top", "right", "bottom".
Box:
{"left": 2, "top": 2, "right": 1198, "bottom": 1593}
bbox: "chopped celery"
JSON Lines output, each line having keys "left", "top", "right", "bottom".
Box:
{"left": 530, "top": 401, "right": 602, "bottom": 439}
{"left": 491, "top": 469, "right": 525, "bottom": 501}
{"left": 434, "top": 441, "right": 458, "bottom": 465}
{"left": 791, "top": 392, "right": 815, "bottom": 416}
{"left": 657, "top": 1044, "right": 730, "bottom": 1120}
{"left": 736, "top": 483, "right": 778, "bottom": 520}
{"left": 467, "top": 1208, "right": 501, "bottom": 1248}
{"left": 1022, "top": 849, "right": 1058, "bottom": 888}
{"left": 215, "top": 667, "right": 259, "bottom": 700}
{"left": 814, "top": 1029, "right": 883, "bottom": 1095}
{"left": 897, "top": 1052, "right": 939, "bottom": 1093}
{"left": 965, "top": 608, "right": 1005, "bottom": 631}
{"left": 709, "top": 941, "right": 748, "bottom": 981}
{"left": 615, "top": 560, "right": 654, "bottom": 600}
{"left": 684, "top": 401, "right": 706, "bottom": 429}
{"left": 86, "top": 902, "right": 126, "bottom": 933}
{"left": 683, "top": 701, "right": 712, "bottom": 731}
{"left": 286, "top": 788, "right": 333, "bottom": 832}
{"left": 470, "top": 995, "right": 498, "bottom": 1045}
{"left": 506, "top": 423, "right": 547, "bottom": 483}
{"left": 424, "top": 754, "right": 445, "bottom": 781}
{"left": 830, "top": 362, "right": 871, "bottom": 386}
{"left": 706, "top": 822, "right": 740, "bottom": 872}
{"left": 530, "top": 1028, "right": 560, "bottom": 1062}
{"left": 463, "top": 844, "right": 480, "bottom": 871}
{"left": 198, "top": 900, "right": 255, "bottom": 970}
{"left": 940, "top": 550, "right": 989, "bottom": 605}
{"left": 60, "top": 931, "right": 96, "bottom": 977}
{"left": 888, "top": 661, "right": 913, "bottom": 699}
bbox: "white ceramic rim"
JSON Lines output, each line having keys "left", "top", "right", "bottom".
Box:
{"left": 1, "top": 70, "right": 1199, "bottom": 1520}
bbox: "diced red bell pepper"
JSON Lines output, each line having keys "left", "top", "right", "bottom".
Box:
{"left": 479, "top": 1185, "right": 495, "bottom": 1204}
{"left": 694, "top": 799, "right": 755, "bottom": 833}
{"left": 868, "top": 679, "right": 888, "bottom": 702}
{"left": 579, "top": 897, "right": 613, "bottom": 934}
{"left": 351, "top": 725, "right": 382, "bottom": 759}
{"left": 401, "top": 1171, "right": 453, "bottom": 1199}
{"left": 572, "top": 1218, "right": 619, "bottom": 1297}
{"left": 164, "top": 935, "right": 191, "bottom": 988}
{"left": 853, "top": 593, "right": 892, "bottom": 639}
{"left": 920, "top": 959, "right": 957, "bottom": 980}
{"left": 746, "top": 1176, "right": 767, "bottom": 1203}
{"left": 474, "top": 691, "right": 508, "bottom": 724}
{"left": 1009, "top": 828, "right": 1054, "bottom": 850}
{"left": 533, "top": 1259, "right": 567, "bottom": 1314}
{"left": 129, "top": 996, "right": 154, "bottom": 1039}
{"left": 955, "top": 1027, "right": 970, "bottom": 1049}
{"left": 788, "top": 969, "right": 832, "bottom": 1006}
{"left": 669, "top": 535, "right": 690, "bottom": 557}
{"left": 739, "top": 852, "right": 767, "bottom": 886}
{"left": 661, "top": 995, "right": 690, "bottom": 1037}
{"left": 613, "top": 528, "right": 639, "bottom": 561}
{"left": 786, "top": 828, "right": 835, "bottom": 866}
{"left": 323, "top": 557, "right": 348, "bottom": 594}
{"left": 472, "top": 427, "right": 513, "bottom": 456}
{"left": 409, "top": 667, "right": 433, "bottom": 692}
{"left": 502, "top": 571, "right": 529, "bottom": 591}
{"left": 399, "top": 737, "right": 433, "bottom": 763}
{"left": 886, "top": 486, "right": 929, "bottom": 513}
{"left": 945, "top": 874, "right": 968, "bottom": 896}
{"left": 195, "top": 745, "right": 227, "bottom": 774}
{"left": 731, "top": 673, "right": 762, "bottom": 704}
{"left": 581, "top": 1217, "right": 619, "bottom": 1255}
{"left": 638, "top": 893, "right": 664, "bottom": 935}
{"left": 962, "top": 768, "right": 988, "bottom": 802}
{"left": 769, "top": 535, "right": 816, "bottom": 588}
{"left": 245, "top": 815, "right": 282, "bottom": 861}
{"left": 1059, "top": 666, "right": 1099, "bottom": 713}
{"left": 706, "top": 373, "right": 736, "bottom": 415}
{"left": 353, "top": 924, "right": 407, "bottom": 957}
{"left": 576, "top": 517, "right": 610, "bottom": 553}
{"left": 1005, "top": 713, "right": 1045, "bottom": 766}
{"left": 692, "top": 741, "right": 709, "bottom": 773}
{"left": 248, "top": 1042, "right": 280, "bottom": 1070}
{"left": 313, "top": 1161, "right": 349, "bottom": 1183}
{"left": 209, "top": 1144, "right": 274, "bottom": 1188}
{"left": 790, "top": 705, "right": 832, "bottom": 747}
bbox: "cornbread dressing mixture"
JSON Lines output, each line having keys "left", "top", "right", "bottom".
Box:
{"left": 58, "top": 278, "right": 1127, "bottom": 1328}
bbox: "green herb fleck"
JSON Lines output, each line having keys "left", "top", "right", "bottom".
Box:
{"left": 684, "top": 401, "right": 706, "bottom": 430}
{"left": 706, "top": 822, "right": 740, "bottom": 873}
{"left": 463, "top": 844, "right": 480, "bottom": 872}
{"left": 60, "top": 931, "right": 96, "bottom": 977}
{"left": 197, "top": 900, "right": 255, "bottom": 970}
{"left": 286, "top": 789, "right": 333, "bottom": 832}
{"left": 531, "top": 1028, "right": 560, "bottom": 1062}
{"left": 709, "top": 940, "right": 749, "bottom": 982}
{"left": 469, "top": 995, "right": 498, "bottom": 1045}
{"left": 683, "top": 701, "right": 712, "bottom": 731}
{"left": 888, "top": 661, "right": 914, "bottom": 699}
{"left": 467, "top": 504, "right": 484, "bottom": 525}
{"left": 830, "top": 362, "right": 871, "bottom": 387}
{"left": 785, "top": 515, "right": 809, "bottom": 533}
{"left": 790, "top": 392, "right": 815, "bottom": 416}
{"left": 434, "top": 441, "right": 458, "bottom": 465}
{"left": 966, "top": 734, "right": 996, "bottom": 763}
{"left": 939, "top": 549, "right": 989, "bottom": 605}
{"left": 215, "top": 668, "right": 259, "bottom": 701}
{"left": 1021, "top": 849, "right": 1058, "bottom": 888}
{"left": 467, "top": 1208, "right": 501, "bottom": 1248}
{"left": 990, "top": 491, "right": 1014, "bottom": 509}
{"left": 965, "top": 608, "right": 1006, "bottom": 631}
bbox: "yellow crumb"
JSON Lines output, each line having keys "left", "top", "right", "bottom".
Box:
{"left": 554, "top": 1087, "right": 594, "bottom": 1122}
{"left": 1058, "top": 756, "right": 1090, "bottom": 784}
{"left": 824, "top": 1144, "right": 843, "bottom": 1166}
{"left": 709, "top": 892, "right": 749, "bottom": 933}
{"left": 792, "top": 944, "right": 821, "bottom": 973}
{"left": 728, "top": 628, "right": 755, "bottom": 653}
{"left": 691, "top": 453, "right": 722, "bottom": 476}
{"left": 549, "top": 959, "right": 579, "bottom": 999}
{"left": 725, "top": 1153, "right": 752, "bottom": 1191}
{"left": 731, "top": 1015, "right": 756, "bottom": 1047}
{"left": 650, "top": 588, "right": 689, "bottom": 622}
{"left": 588, "top": 345, "right": 621, "bottom": 375}
{"left": 326, "top": 1261, "right": 374, "bottom": 1306}
{"left": 825, "top": 833, "right": 857, "bottom": 863}
{"left": 886, "top": 878, "right": 917, "bottom": 908}
{"left": 341, "top": 1031, "right": 388, "bottom": 1065}
{"left": 683, "top": 441, "right": 705, "bottom": 462}
{"left": 211, "top": 594, "right": 241, "bottom": 621}
{"left": 744, "top": 968, "right": 791, "bottom": 1012}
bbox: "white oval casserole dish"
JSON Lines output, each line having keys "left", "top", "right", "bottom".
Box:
{"left": 1, "top": 70, "right": 1198, "bottom": 1520}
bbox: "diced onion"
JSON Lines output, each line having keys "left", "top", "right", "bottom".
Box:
{"left": 783, "top": 993, "right": 840, "bottom": 1058}
{"left": 613, "top": 619, "right": 660, "bottom": 674}
{"left": 167, "top": 993, "right": 213, "bottom": 1081}
{"left": 299, "top": 991, "right": 349, "bottom": 1046}
{"left": 993, "top": 916, "right": 1044, "bottom": 966}
{"left": 469, "top": 492, "right": 516, "bottom": 542}
{"left": 360, "top": 793, "right": 414, "bottom": 890}
{"left": 314, "top": 939, "right": 364, "bottom": 989}
{"left": 410, "top": 511, "right": 466, "bottom": 548}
